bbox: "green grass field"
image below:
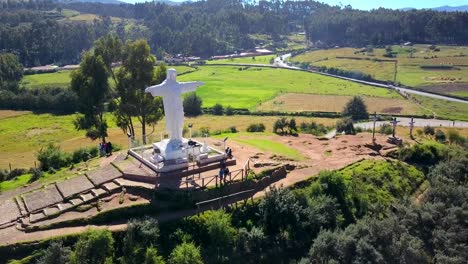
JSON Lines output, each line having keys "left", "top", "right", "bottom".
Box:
{"left": 21, "top": 65, "right": 197, "bottom": 89}
{"left": 206, "top": 55, "right": 275, "bottom": 65}
{"left": 292, "top": 45, "right": 468, "bottom": 98}
{"left": 411, "top": 94, "right": 468, "bottom": 121}
{"left": 178, "top": 66, "right": 401, "bottom": 109}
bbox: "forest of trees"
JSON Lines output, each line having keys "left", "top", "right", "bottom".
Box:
{"left": 305, "top": 7, "right": 468, "bottom": 47}
{"left": 4, "top": 0, "right": 467, "bottom": 67}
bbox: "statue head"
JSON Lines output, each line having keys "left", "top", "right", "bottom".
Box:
{"left": 167, "top": 68, "right": 177, "bottom": 81}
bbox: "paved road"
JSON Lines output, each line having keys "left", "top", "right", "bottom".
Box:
{"left": 274, "top": 53, "right": 467, "bottom": 104}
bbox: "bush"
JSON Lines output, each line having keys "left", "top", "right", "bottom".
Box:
{"left": 228, "top": 126, "right": 238, "bottom": 133}
{"left": 336, "top": 118, "right": 355, "bottom": 135}
{"left": 225, "top": 106, "right": 234, "bottom": 116}
{"left": 212, "top": 103, "right": 223, "bottom": 115}
{"left": 37, "top": 144, "right": 72, "bottom": 171}
{"left": 300, "top": 122, "right": 329, "bottom": 136}
{"left": 247, "top": 123, "right": 266, "bottom": 132}
{"left": 447, "top": 130, "right": 465, "bottom": 145}
{"left": 71, "top": 147, "right": 99, "bottom": 163}
{"left": 183, "top": 92, "right": 203, "bottom": 117}
{"left": 423, "top": 126, "right": 435, "bottom": 136}
{"left": 434, "top": 130, "right": 446, "bottom": 143}
{"left": 379, "top": 124, "right": 393, "bottom": 135}
{"left": 400, "top": 142, "right": 445, "bottom": 165}
{"left": 273, "top": 117, "right": 289, "bottom": 134}
{"left": 28, "top": 168, "right": 44, "bottom": 183}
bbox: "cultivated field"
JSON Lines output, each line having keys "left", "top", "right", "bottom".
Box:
{"left": 206, "top": 55, "right": 275, "bottom": 65}
{"left": 178, "top": 66, "right": 401, "bottom": 109}
{"left": 257, "top": 93, "right": 428, "bottom": 115}
{"left": 410, "top": 94, "right": 468, "bottom": 121}
{"left": 291, "top": 45, "right": 468, "bottom": 98}
{"left": 0, "top": 110, "right": 335, "bottom": 169}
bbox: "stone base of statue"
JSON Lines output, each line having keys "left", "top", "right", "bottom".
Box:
{"left": 127, "top": 137, "right": 226, "bottom": 174}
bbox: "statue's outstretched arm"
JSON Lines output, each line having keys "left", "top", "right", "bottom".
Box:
{"left": 145, "top": 81, "right": 167, "bottom": 96}
{"left": 180, "top": 81, "right": 204, "bottom": 93}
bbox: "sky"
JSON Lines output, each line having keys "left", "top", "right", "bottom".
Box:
{"left": 120, "top": 0, "right": 468, "bottom": 10}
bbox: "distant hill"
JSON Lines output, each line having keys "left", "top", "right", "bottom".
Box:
{"left": 55, "top": 0, "right": 185, "bottom": 5}
{"left": 56, "top": 0, "right": 125, "bottom": 4}
{"left": 432, "top": 5, "right": 468, "bottom": 12}
{"left": 401, "top": 5, "right": 468, "bottom": 12}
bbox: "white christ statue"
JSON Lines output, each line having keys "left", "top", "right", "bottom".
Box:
{"left": 145, "top": 68, "right": 204, "bottom": 145}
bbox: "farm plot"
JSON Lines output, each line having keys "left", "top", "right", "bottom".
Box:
{"left": 292, "top": 46, "right": 468, "bottom": 95}
{"left": 314, "top": 58, "right": 396, "bottom": 82}
{"left": 206, "top": 55, "right": 275, "bottom": 65}
{"left": 178, "top": 66, "right": 400, "bottom": 109}
{"left": 411, "top": 94, "right": 468, "bottom": 121}
{"left": 396, "top": 65, "right": 468, "bottom": 88}
{"left": 257, "top": 93, "right": 428, "bottom": 116}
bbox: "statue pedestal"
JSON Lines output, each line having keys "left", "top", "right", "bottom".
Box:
{"left": 153, "top": 138, "right": 189, "bottom": 161}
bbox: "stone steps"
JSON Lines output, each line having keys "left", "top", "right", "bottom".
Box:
{"left": 15, "top": 197, "right": 28, "bottom": 216}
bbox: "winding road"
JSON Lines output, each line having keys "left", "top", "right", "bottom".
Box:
{"left": 275, "top": 53, "right": 468, "bottom": 104}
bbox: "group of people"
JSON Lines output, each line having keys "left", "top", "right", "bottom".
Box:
{"left": 99, "top": 141, "right": 113, "bottom": 157}
{"left": 225, "top": 147, "right": 233, "bottom": 158}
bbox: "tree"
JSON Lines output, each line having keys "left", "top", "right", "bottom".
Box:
{"left": 342, "top": 96, "right": 368, "bottom": 120}
{"left": 212, "top": 103, "right": 223, "bottom": 115}
{"left": 121, "top": 217, "right": 160, "bottom": 264}
{"left": 0, "top": 53, "right": 23, "bottom": 91}
{"left": 169, "top": 242, "right": 203, "bottom": 264}
{"left": 258, "top": 187, "right": 304, "bottom": 236}
{"left": 196, "top": 210, "right": 236, "bottom": 260}
{"left": 336, "top": 117, "right": 355, "bottom": 135}
{"left": 70, "top": 229, "right": 114, "bottom": 264}
{"left": 36, "top": 241, "right": 71, "bottom": 264}
{"left": 144, "top": 247, "right": 166, "bottom": 264}
{"left": 114, "top": 40, "right": 164, "bottom": 144}
{"left": 289, "top": 118, "right": 297, "bottom": 133}
{"left": 71, "top": 52, "right": 110, "bottom": 143}
{"left": 94, "top": 34, "right": 123, "bottom": 84}
{"left": 273, "top": 117, "right": 289, "bottom": 134}
{"left": 183, "top": 92, "right": 203, "bottom": 117}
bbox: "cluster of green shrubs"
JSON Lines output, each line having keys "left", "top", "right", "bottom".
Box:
{"left": 37, "top": 144, "right": 99, "bottom": 172}
{"left": 399, "top": 142, "right": 446, "bottom": 166}
{"left": 316, "top": 66, "right": 373, "bottom": 82}
{"left": 336, "top": 117, "right": 355, "bottom": 135}
{"left": 0, "top": 87, "right": 78, "bottom": 114}
{"left": 300, "top": 121, "right": 329, "bottom": 136}
{"left": 273, "top": 117, "right": 297, "bottom": 135}
{"left": 247, "top": 123, "right": 266, "bottom": 132}
{"left": 0, "top": 167, "right": 43, "bottom": 183}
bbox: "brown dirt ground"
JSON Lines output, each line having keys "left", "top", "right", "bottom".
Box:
{"left": 0, "top": 133, "right": 397, "bottom": 246}
{"left": 417, "top": 83, "right": 468, "bottom": 97}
